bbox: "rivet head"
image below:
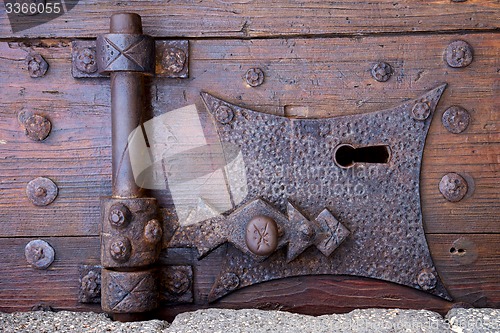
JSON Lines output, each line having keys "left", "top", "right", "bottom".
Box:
{"left": 439, "top": 172, "right": 468, "bottom": 202}
{"left": 411, "top": 101, "right": 431, "bottom": 120}
{"left": 24, "top": 114, "right": 52, "bottom": 141}
{"left": 165, "top": 270, "right": 191, "bottom": 296}
{"left": 162, "top": 47, "right": 186, "bottom": 74}
{"left": 298, "top": 222, "right": 315, "bottom": 241}
{"left": 445, "top": 40, "right": 473, "bottom": 68}
{"left": 109, "top": 236, "right": 132, "bottom": 262}
{"left": 81, "top": 270, "right": 101, "bottom": 299}
{"left": 442, "top": 106, "right": 470, "bottom": 134}
{"left": 75, "top": 48, "right": 98, "bottom": 74}
{"left": 417, "top": 268, "right": 437, "bottom": 290}
{"left": 144, "top": 219, "right": 163, "bottom": 244}
{"left": 245, "top": 68, "right": 265, "bottom": 87}
{"left": 221, "top": 272, "right": 240, "bottom": 291}
{"left": 26, "top": 177, "right": 58, "bottom": 206}
{"left": 26, "top": 53, "right": 48, "bottom": 78}
{"left": 245, "top": 215, "right": 279, "bottom": 256}
{"left": 25, "top": 239, "right": 55, "bottom": 270}
{"left": 108, "top": 204, "right": 131, "bottom": 228}
{"left": 371, "top": 62, "right": 393, "bottom": 82}
{"left": 214, "top": 105, "right": 235, "bottom": 124}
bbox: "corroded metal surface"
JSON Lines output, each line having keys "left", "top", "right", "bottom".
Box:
{"left": 101, "top": 197, "right": 162, "bottom": 268}
{"left": 160, "top": 265, "right": 193, "bottom": 304}
{"left": 101, "top": 268, "right": 159, "bottom": 313}
{"left": 78, "top": 265, "right": 102, "bottom": 304}
{"left": 442, "top": 106, "right": 471, "bottom": 134}
{"left": 72, "top": 39, "right": 189, "bottom": 78}
{"left": 26, "top": 177, "right": 58, "bottom": 206}
{"left": 169, "top": 84, "right": 451, "bottom": 301}
{"left": 25, "top": 239, "right": 55, "bottom": 270}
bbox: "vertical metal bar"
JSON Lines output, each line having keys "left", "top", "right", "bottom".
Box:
{"left": 111, "top": 72, "right": 143, "bottom": 198}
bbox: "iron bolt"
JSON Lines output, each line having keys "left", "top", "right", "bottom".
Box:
{"left": 26, "top": 177, "right": 58, "bottom": 206}
{"left": 214, "top": 105, "right": 235, "bottom": 124}
{"left": 81, "top": 270, "right": 101, "bottom": 300}
{"left": 245, "top": 68, "right": 265, "bottom": 87}
{"left": 445, "top": 40, "right": 473, "bottom": 68}
{"left": 411, "top": 101, "right": 431, "bottom": 120}
{"left": 439, "top": 172, "right": 468, "bottom": 202}
{"left": 165, "top": 270, "right": 191, "bottom": 296}
{"left": 109, "top": 236, "right": 132, "bottom": 262}
{"left": 221, "top": 272, "right": 240, "bottom": 291}
{"left": 371, "top": 62, "right": 393, "bottom": 82}
{"left": 23, "top": 114, "right": 52, "bottom": 141}
{"left": 417, "top": 268, "right": 437, "bottom": 290}
{"left": 26, "top": 53, "right": 49, "bottom": 78}
{"left": 161, "top": 47, "right": 186, "bottom": 74}
{"left": 108, "top": 203, "right": 131, "bottom": 228}
{"left": 245, "top": 215, "right": 279, "bottom": 256}
{"left": 25, "top": 239, "right": 55, "bottom": 270}
{"left": 144, "top": 219, "right": 163, "bottom": 244}
{"left": 75, "top": 47, "right": 98, "bottom": 74}
{"left": 442, "top": 106, "right": 470, "bottom": 134}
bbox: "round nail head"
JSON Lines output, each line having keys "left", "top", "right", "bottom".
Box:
{"left": 25, "top": 239, "right": 55, "bottom": 270}
{"left": 26, "top": 177, "right": 58, "bottom": 206}
{"left": 442, "top": 106, "right": 470, "bottom": 134}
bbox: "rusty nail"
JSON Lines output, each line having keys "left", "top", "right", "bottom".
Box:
{"left": 75, "top": 47, "right": 98, "bottom": 74}
{"left": 371, "top": 62, "right": 393, "bottom": 82}
{"left": 411, "top": 101, "right": 431, "bottom": 120}
{"left": 23, "top": 114, "right": 52, "bottom": 141}
{"left": 26, "top": 53, "right": 48, "bottom": 78}
{"left": 161, "top": 47, "right": 186, "bottom": 74}
{"left": 81, "top": 270, "right": 101, "bottom": 301}
{"left": 108, "top": 203, "right": 131, "bottom": 228}
{"left": 417, "top": 268, "right": 437, "bottom": 290}
{"left": 214, "top": 105, "right": 235, "bottom": 124}
{"left": 439, "top": 172, "right": 468, "bottom": 202}
{"left": 245, "top": 68, "right": 265, "bottom": 87}
{"left": 26, "top": 177, "right": 58, "bottom": 206}
{"left": 25, "top": 239, "right": 55, "bottom": 270}
{"left": 245, "top": 215, "right": 279, "bottom": 256}
{"left": 109, "top": 236, "right": 132, "bottom": 262}
{"left": 445, "top": 40, "right": 473, "bottom": 68}
{"left": 144, "top": 219, "right": 163, "bottom": 244}
{"left": 221, "top": 272, "right": 240, "bottom": 291}
{"left": 165, "top": 269, "right": 191, "bottom": 296}
{"left": 442, "top": 106, "right": 471, "bottom": 134}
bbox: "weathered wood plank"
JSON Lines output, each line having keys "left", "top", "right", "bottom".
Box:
{"left": 0, "top": 234, "right": 498, "bottom": 315}
{"left": 0, "top": 237, "right": 100, "bottom": 313}
{"left": 0, "top": 32, "right": 498, "bottom": 236}
{"left": 159, "top": 233, "right": 500, "bottom": 318}
{"left": 0, "top": 1, "right": 498, "bottom": 39}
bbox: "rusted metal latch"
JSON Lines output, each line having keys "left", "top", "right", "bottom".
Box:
{"left": 169, "top": 84, "right": 452, "bottom": 302}
{"left": 86, "top": 13, "right": 451, "bottom": 314}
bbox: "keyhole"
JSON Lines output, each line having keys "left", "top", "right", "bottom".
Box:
{"left": 334, "top": 144, "right": 390, "bottom": 168}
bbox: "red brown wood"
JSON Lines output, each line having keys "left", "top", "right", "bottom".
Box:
{"left": 0, "top": 1, "right": 498, "bottom": 319}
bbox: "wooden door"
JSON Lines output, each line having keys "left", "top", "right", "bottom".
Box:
{"left": 0, "top": 1, "right": 498, "bottom": 320}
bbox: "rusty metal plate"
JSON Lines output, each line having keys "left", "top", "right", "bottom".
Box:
{"left": 169, "top": 84, "right": 451, "bottom": 301}
{"left": 71, "top": 40, "right": 188, "bottom": 78}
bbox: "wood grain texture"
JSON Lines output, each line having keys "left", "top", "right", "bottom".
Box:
{"left": 0, "top": 237, "right": 100, "bottom": 312}
{"left": 0, "top": 33, "right": 497, "bottom": 236}
{"left": 0, "top": 1, "right": 498, "bottom": 39}
{"left": 0, "top": 234, "right": 497, "bottom": 315}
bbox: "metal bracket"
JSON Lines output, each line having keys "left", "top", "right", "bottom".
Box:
{"left": 169, "top": 84, "right": 452, "bottom": 302}
{"left": 71, "top": 40, "right": 189, "bottom": 79}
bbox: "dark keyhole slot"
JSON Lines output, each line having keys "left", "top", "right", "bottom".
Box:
{"left": 334, "top": 144, "right": 390, "bottom": 168}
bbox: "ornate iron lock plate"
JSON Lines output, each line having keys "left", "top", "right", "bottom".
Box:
{"left": 169, "top": 84, "right": 452, "bottom": 302}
